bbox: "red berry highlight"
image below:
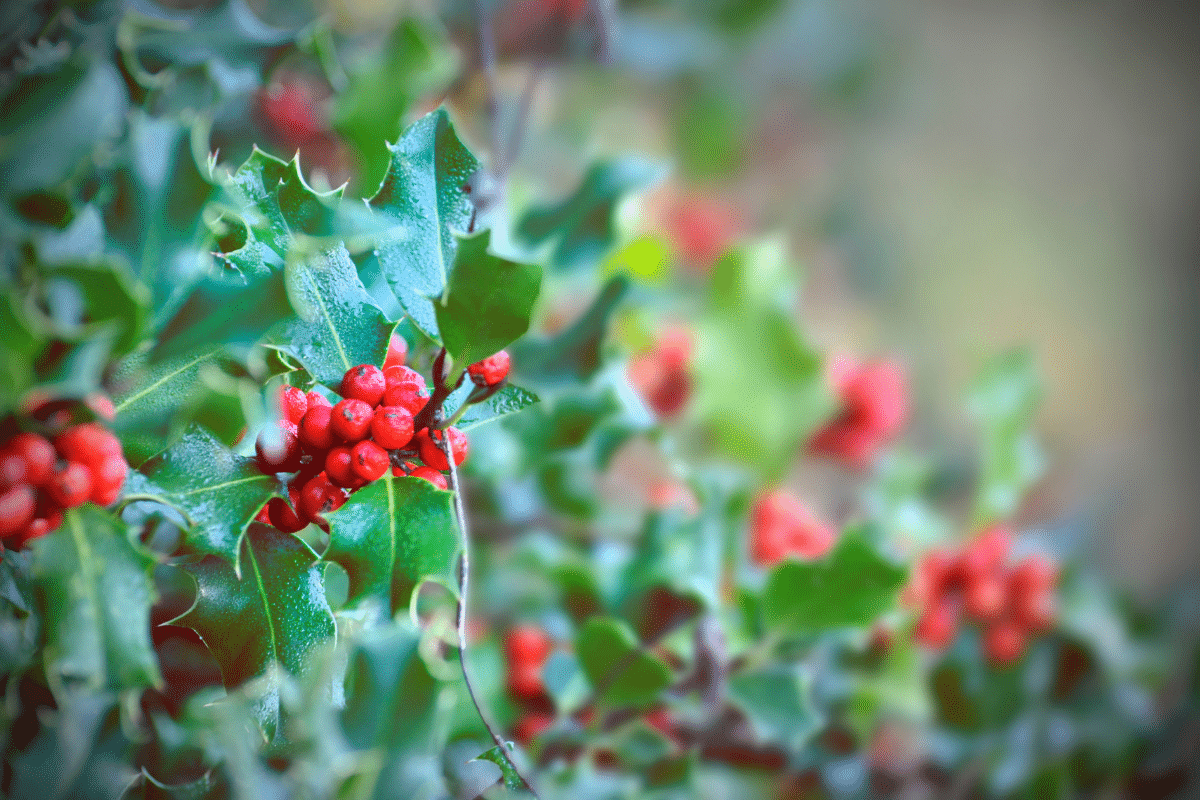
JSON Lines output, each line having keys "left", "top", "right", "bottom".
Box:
{"left": 384, "top": 334, "right": 408, "bottom": 370}
{"left": 809, "top": 356, "right": 908, "bottom": 470}
{"left": 90, "top": 456, "right": 128, "bottom": 507}
{"left": 408, "top": 466, "right": 448, "bottom": 490}
{"left": 279, "top": 385, "right": 308, "bottom": 424}
{"left": 0, "top": 485, "right": 36, "bottom": 535}
{"left": 255, "top": 421, "right": 303, "bottom": 474}
{"left": 749, "top": 490, "right": 836, "bottom": 567}
{"left": 324, "top": 446, "right": 356, "bottom": 487}
{"left": 46, "top": 462, "right": 92, "bottom": 508}
{"left": 10, "top": 433, "right": 55, "bottom": 486}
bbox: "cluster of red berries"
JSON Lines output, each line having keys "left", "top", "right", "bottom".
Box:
{"left": 504, "top": 624, "right": 557, "bottom": 745}
{"left": 809, "top": 355, "right": 908, "bottom": 470}
{"left": 0, "top": 420, "right": 128, "bottom": 549}
{"left": 627, "top": 327, "right": 693, "bottom": 420}
{"left": 906, "top": 526, "right": 1059, "bottom": 665}
{"left": 252, "top": 336, "right": 510, "bottom": 532}
{"left": 748, "top": 489, "right": 836, "bottom": 567}
{"left": 660, "top": 190, "right": 742, "bottom": 270}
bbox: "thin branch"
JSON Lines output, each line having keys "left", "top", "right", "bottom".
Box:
{"left": 472, "top": 0, "right": 504, "bottom": 178}
{"left": 441, "top": 433, "right": 542, "bottom": 799}
{"left": 502, "top": 60, "right": 544, "bottom": 178}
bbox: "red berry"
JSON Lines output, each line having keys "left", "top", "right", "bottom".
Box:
{"left": 983, "top": 620, "right": 1027, "bottom": 665}
{"left": 305, "top": 390, "right": 332, "bottom": 411}
{"left": 55, "top": 423, "right": 122, "bottom": 469}
{"left": 383, "top": 365, "right": 426, "bottom": 393}
{"left": 266, "top": 497, "right": 306, "bottom": 533}
{"left": 0, "top": 448, "right": 27, "bottom": 489}
{"left": 749, "top": 490, "right": 834, "bottom": 567}
{"left": 467, "top": 350, "right": 511, "bottom": 386}
{"left": 350, "top": 440, "right": 389, "bottom": 481}
{"left": 0, "top": 485, "right": 36, "bottom": 535}
{"left": 279, "top": 386, "right": 308, "bottom": 424}
{"left": 9, "top": 512, "right": 59, "bottom": 547}
{"left": 255, "top": 421, "right": 303, "bottom": 474}
{"left": 298, "top": 473, "right": 346, "bottom": 521}
{"left": 961, "top": 525, "right": 1012, "bottom": 578}
{"left": 963, "top": 574, "right": 1006, "bottom": 620}
{"left": 1010, "top": 554, "right": 1059, "bottom": 589}
{"left": 90, "top": 456, "right": 128, "bottom": 506}
{"left": 408, "top": 466, "right": 447, "bottom": 490}
{"left": 384, "top": 334, "right": 408, "bottom": 370}
{"left": 415, "top": 427, "right": 468, "bottom": 471}
{"left": 259, "top": 78, "right": 325, "bottom": 148}
{"left": 330, "top": 399, "right": 374, "bottom": 442}
{"left": 505, "top": 625, "right": 554, "bottom": 666}
{"left": 370, "top": 406, "right": 414, "bottom": 450}
{"left": 512, "top": 712, "right": 554, "bottom": 745}
{"left": 507, "top": 664, "right": 545, "bottom": 700}
{"left": 340, "top": 364, "right": 387, "bottom": 407}
{"left": 808, "top": 356, "right": 908, "bottom": 470}
{"left": 325, "top": 446, "right": 357, "bottom": 487}
{"left": 46, "top": 462, "right": 92, "bottom": 508}
{"left": 299, "top": 405, "right": 337, "bottom": 450}
{"left": 382, "top": 382, "right": 428, "bottom": 417}
{"left": 1012, "top": 584, "right": 1056, "bottom": 631}
{"left": 904, "top": 551, "right": 958, "bottom": 607}
{"left": 914, "top": 597, "right": 959, "bottom": 651}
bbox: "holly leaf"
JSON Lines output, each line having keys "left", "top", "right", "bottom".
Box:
{"left": 517, "top": 158, "right": 663, "bottom": 271}
{"left": 436, "top": 230, "right": 542, "bottom": 373}
{"left": 448, "top": 384, "right": 540, "bottom": 430}
{"left": 171, "top": 524, "right": 335, "bottom": 739}
{"left": 967, "top": 348, "right": 1044, "bottom": 526}
{"left": 510, "top": 274, "right": 630, "bottom": 385}
{"left": 761, "top": 528, "right": 906, "bottom": 635}
{"left": 32, "top": 505, "right": 162, "bottom": 693}
{"left": 727, "top": 665, "right": 820, "bottom": 752}
{"left": 323, "top": 473, "right": 458, "bottom": 615}
{"left": 576, "top": 617, "right": 673, "bottom": 707}
{"left": 0, "top": 550, "right": 39, "bottom": 674}
{"left": 266, "top": 244, "right": 394, "bottom": 387}
{"left": 340, "top": 623, "right": 438, "bottom": 752}
{"left": 369, "top": 109, "right": 481, "bottom": 342}
{"left": 693, "top": 241, "right": 833, "bottom": 478}
{"left": 137, "top": 427, "right": 276, "bottom": 569}
{"left": 38, "top": 260, "right": 151, "bottom": 356}
{"left": 474, "top": 744, "right": 524, "bottom": 791}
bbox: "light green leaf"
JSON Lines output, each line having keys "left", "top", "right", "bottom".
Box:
{"left": 474, "top": 744, "right": 524, "bottom": 791}
{"left": 340, "top": 623, "right": 438, "bottom": 752}
{"left": 322, "top": 473, "right": 459, "bottom": 615}
{"left": 450, "top": 383, "right": 540, "bottom": 430}
{"left": 727, "top": 665, "right": 820, "bottom": 752}
{"left": 576, "top": 617, "right": 673, "bottom": 707}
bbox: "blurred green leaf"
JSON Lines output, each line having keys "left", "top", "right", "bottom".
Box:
{"left": 32, "top": 506, "right": 162, "bottom": 693}
{"left": 0, "top": 550, "right": 40, "bottom": 674}
{"left": 728, "top": 665, "right": 819, "bottom": 752}
{"left": 137, "top": 426, "right": 275, "bottom": 567}
{"left": 576, "top": 616, "right": 673, "bottom": 707}
{"left": 40, "top": 261, "right": 151, "bottom": 356}
{"left": 340, "top": 623, "right": 438, "bottom": 753}
{"left": 323, "top": 473, "right": 458, "bottom": 615}
{"left": 370, "top": 109, "right": 480, "bottom": 342}
{"left": 761, "top": 528, "right": 906, "bottom": 635}
{"left": 436, "top": 230, "right": 542, "bottom": 373}
{"left": 172, "top": 524, "right": 335, "bottom": 739}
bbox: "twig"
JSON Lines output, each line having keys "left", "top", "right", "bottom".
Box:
{"left": 441, "top": 432, "right": 542, "bottom": 798}
{"left": 502, "top": 60, "right": 544, "bottom": 179}
{"left": 472, "top": 0, "right": 504, "bottom": 178}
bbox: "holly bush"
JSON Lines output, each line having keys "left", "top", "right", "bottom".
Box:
{"left": 1, "top": 2, "right": 1197, "bottom": 799}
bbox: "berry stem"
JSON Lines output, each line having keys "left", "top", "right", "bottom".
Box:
{"left": 440, "top": 430, "right": 542, "bottom": 798}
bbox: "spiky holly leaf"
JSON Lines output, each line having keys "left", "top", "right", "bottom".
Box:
{"left": 265, "top": 244, "right": 393, "bottom": 387}
{"left": 171, "top": 524, "right": 335, "bottom": 739}
{"left": 576, "top": 617, "right": 673, "bottom": 707}
{"left": 137, "top": 427, "right": 275, "bottom": 569}
{"left": 517, "top": 157, "right": 663, "bottom": 271}
{"left": 436, "top": 230, "right": 542, "bottom": 374}
{"left": 474, "top": 745, "right": 524, "bottom": 791}
{"left": 761, "top": 528, "right": 906, "bottom": 635}
{"left": 322, "top": 473, "right": 458, "bottom": 615}
{"left": 369, "top": 109, "right": 481, "bottom": 341}
{"left": 447, "top": 383, "right": 540, "bottom": 431}
{"left": 32, "top": 506, "right": 162, "bottom": 693}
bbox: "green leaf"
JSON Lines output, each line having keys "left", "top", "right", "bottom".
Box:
{"left": 727, "top": 665, "right": 820, "bottom": 752}
{"left": 761, "top": 528, "right": 906, "bottom": 635}
{"left": 474, "top": 744, "right": 524, "bottom": 791}
{"left": 340, "top": 622, "right": 438, "bottom": 752}
{"left": 967, "top": 348, "right": 1045, "bottom": 525}
{"left": 267, "top": 244, "right": 394, "bottom": 387}
{"left": 0, "top": 550, "right": 40, "bottom": 674}
{"left": 436, "top": 230, "right": 542, "bottom": 372}
{"left": 32, "top": 506, "right": 162, "bottom": 693}
{"left": 517, "top": 158, "right": 663, "bottom": 271}
{"left": 138, "top": 768, "right": 217, "bottom": 800}
{"left": 510, "top": 274, "right": 630, "bottom": 385}
{"left": 137, "top": 427, "right": 276, "bottom": 568}
{"left": 450, "top": 384, "right": 540, "bottom": 430}
{"left": 370, "top": 109, "right": 481, "bottom": 341}
{"left": 39, "top": 261, "right": 151, "bottom": 356}
{"left": 332, "top": 20, "right": 457, "bottom": 195}
{"left": 693, "top": 241, "right": 833, "bottom": 478}
{"left": 171, "top": 524, "right": 335, "bottom": 738}
{"left": 576, "top": 617, "right": 673, "bottom": 707}
{"left": 322, "top": 473, "right": 459, "bottom": 615}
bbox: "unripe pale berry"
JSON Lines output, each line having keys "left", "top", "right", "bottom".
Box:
{"left": 330, "top": 399, "right": 374, "bottom": 442}
{"left": 299, "top": 405, "right": 336, "bottom": 450}
{"left": 279, "top": 386, "right": 308, "bottom": 424}
{"left": 46, "top": 462, "right": 92, "bottom": 508}
{"left": 415, "top": 427, "right": 468, "bottom": 471}
{"left": 350, "top": 440, "right": 389, "bottom": 481}
{"left": 467, "top": 350, "right": 511, "bottom": 386}
{"left": 383, "top": 334, "right": 408, "bottom": 370}
{"left": 340, "top": 364, "right": 387, "bottom": 407}
{"left": 0, "top": 485, "right": 36, "bottom": 535}
{"left": 370, "top": 406, "right": 414, "bottom": 449}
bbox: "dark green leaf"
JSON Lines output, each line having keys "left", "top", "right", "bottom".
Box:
{"left": 32, "top": 506, "right": 162, "bottom": 693}
{"left": 369, "top": 109, "right": 481, "bottom": 341}
{"left": 510, "top": 274, "right": 629, "bottom": 385}
{"left": 474, "top": 744, "right": 524, "bottom": 791}
{"left": 0, "top": 550, "right": 39, "bottom": 674}
{"left": 137, "top": 427, "right": 276, "bottom": 567}
{"left": 340, "top": 623, "right": 437, "bottom": 752}
{"left": 727, "top": 665, "right": 820, "bottom": 752}
{"left": 41, "top": 260, "right": 151, "bottom": 355}
{"left": 138, "top": 768, "right": 217, "bottom": 800}
{"left": 171, "top": 524, "right": 335, "bottom": 738}
{"left": 322, "top": 472, "right": 458, "bottom": 615}
{"left": 450, "top": 384, "right": 540, "bottom": 430}
{"left": 761, "top": 529, "right": 906, "bottom": 635}
{"left": 436, "top": 230, "right": 542, "bottom": 373}
{"left": 517, "top": 158, "right": 663, "bottom": 271}
{"left": 576, "top": 617, "right": 672, "bottom": 707}
{"left": 267, "top": 244, "right": 394, "bottom": 387}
